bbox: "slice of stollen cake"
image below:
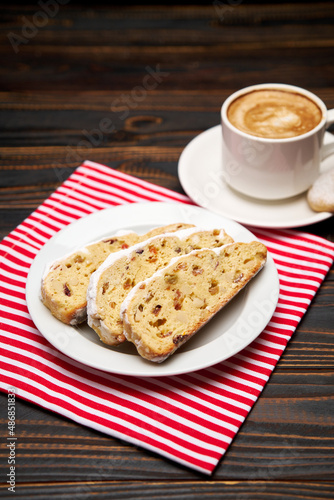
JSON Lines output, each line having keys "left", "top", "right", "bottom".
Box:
{"left": 87, "top": 227, "right": 234, "bottom": 346}
{"left": 121, "top": 241, "right": 267, "bottom": 363}
{"left": 41, "top": 222, "right": 194, "bottom": 325}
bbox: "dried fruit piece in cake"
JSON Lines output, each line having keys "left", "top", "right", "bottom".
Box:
{"left": 41, "top": 222, "right": 194, "bottom": 325}
{"left": 87, "top": 227, "right": 234, "bottom": 345}
{"left": 121, "top": 241, "right": 267, "bottom": 362}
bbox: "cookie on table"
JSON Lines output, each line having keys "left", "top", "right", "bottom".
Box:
{"left": 307, "top": 167, "right": 334, "bottom": 212}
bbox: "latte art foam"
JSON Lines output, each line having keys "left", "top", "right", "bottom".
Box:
{"left": 227, "top": 89, "right": 323, "bottom": 139}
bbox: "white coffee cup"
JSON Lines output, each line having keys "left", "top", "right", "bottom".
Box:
{"left": 221, "top": 83, "right": 334, "bottom": 200}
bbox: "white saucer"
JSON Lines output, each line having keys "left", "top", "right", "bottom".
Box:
{"left": 178, "top": 125, "right": 334, "bottom": 228}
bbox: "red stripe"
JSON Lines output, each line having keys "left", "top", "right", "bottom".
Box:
{"left": 277, "top": 297, "right": 310, "bottom": 310}
{"left": 264, "top": 325, "right": 292, "bottom": 336}
{"left": 257, "top": 331, "right": 288, "bottom": 347}
{"left": 250, "top": 340, "right": 284, "bottom": 357}
{"left": 29, "top": 212, "right": 72, "bottom": 233}
{"left": 1, "top": 338, "right": 233, "bottom": 445}
{"left": 269, "top": 246, "right": 332, "bottom": 267}
{"left": 5, "top": 233, "right": 41, "bottom": 253}
{"left": 56, "top": 181, "right": 129, "bottom": 205}
{"left": 67, "top": 176, "right": 160, "bottom": 203}
{"left": 178, "top": 369, "right": 256, "bottom": 406}
{"left": 1, "top": 309, "right": 36, "bottom": 329}
{"left": 278, "top": 282, "right": 318, "bottom": 295}
{"left": 0, "top": 371, "right": 217, "bottom": 472}
{"left": 254, "top": 228, "right": 334, "bottom": 253}
{"left": 141, "top": 380, "right": 250, "bottom": 430}
{"left": 15, "top": 221, "right": 52, "bottom": 241}
{"left": 52, "top": 191, "right": 104, "bottom": 212}
{"left": 0, "top": 329, "right": 49, "bottom": 348}
{"left": 182, "top": 374, "right": 250, "bottom": 418}
{"left": 1, "top": 297, "right": 28, "bottom": 313}
{"left": 270, "top": 317, "right": 299, "bottom": 328}
{"left": 36, "top": 204, "right": 82, "bottom": 226}
{"left": 0, "top": 333, "right": 243, "bottom": 433}
{"left": 80, "top": 163, "right": 193, "bottom": 203}
{"left": 0, "top": 271, "right": 26, "bottom": 289}
{"left": 0, "top": 254, "right": 31, "bottom": 271}
{"left": 34, "top": 209, "right": 78, "bottom": 230}
{"left": 273, "top": 259, "right": 329, "bottom": 278}
{"left": 28, "top": 213, "right": 62, "bottom": 233}
{"left": 277, "top": 289, "right": 313, "bottom": 301}
{"left": 140, "top": 374, "right": 255, "bottom": 416}
{"left": 0, "top": 239, "right": 36, "bottom": 261}
{"left": 185, "top": 368, "right": 261, "bottom": 398}
{"left": 0, "top": 285, "right": 26, "bottom": 301}
{"left": 48, "top": 194, "right": 101, "bottom": 216}
{"left": 10, "top": 227, "right": 45, "bottom": 249}
{"left": 274, "top": 305, "right": 304, "bottom": 317}
{"left": 210, "top": 361, "right": 268, "bottom": 387}
{"left": 240, "top": 348, "right": 278, "bottom": 367}
{"left": 256, "top": 233, "right": 334, "bottom": 261}
{"left": 58, "top": 187, "right": 134, "bottom": 211}
{"left": 0, "top": 260, "right": 29, "bottom": 279}
{"left": 1, "top": 353, "right": 227, "bottom": 458}
{"left": 227, "top": 357, "right": 272, "bottom": 377}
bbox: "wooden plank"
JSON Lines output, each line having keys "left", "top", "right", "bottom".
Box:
{"left": 1, "top": 5, "right": 334, "bottom": 91}
{"left": 0, "top": 89, "right": 334, "bottom": 110}
{"left": 1, "top": 481, "right": 334, "bottom": 500}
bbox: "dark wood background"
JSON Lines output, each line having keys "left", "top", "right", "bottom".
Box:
{"left": 0, "top": 2, "right": 334, "bottom": 498}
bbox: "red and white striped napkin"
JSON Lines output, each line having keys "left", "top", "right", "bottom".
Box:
{"left": 1, "top": 160, "right": 334, "bottom": 474}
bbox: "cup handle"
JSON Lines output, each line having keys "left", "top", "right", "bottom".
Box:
{"left": 322, "top": 108, "right": 334, "bottom": 160}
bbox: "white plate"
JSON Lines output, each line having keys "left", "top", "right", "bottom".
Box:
{"left": 178, "top": 125, "right": 334, "bottom": 228}
{"left": 26, "top": 202, "right": 279, "bottom": 377}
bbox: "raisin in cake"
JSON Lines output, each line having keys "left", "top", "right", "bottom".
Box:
{"left": 41, "top": 222, "right": 194, "bottom": 325}
{"left": 121, "top": 241, "right": 267, "bottom": 362}
{"left": 87, "top": 227, "right": 234, "bottom": 346}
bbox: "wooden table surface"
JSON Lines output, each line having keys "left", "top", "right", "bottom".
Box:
{"left": 0, "top": 2, "right": 334, "bottom": 499}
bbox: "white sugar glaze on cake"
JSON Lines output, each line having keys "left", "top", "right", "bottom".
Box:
{"left": 121, "top": 241, "right": 267, "bottom": 363}
{"left": 87, "top": 227, "right": 234, "bottom": 346}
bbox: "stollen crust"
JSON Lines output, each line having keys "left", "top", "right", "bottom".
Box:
{"left": 121, "top": 241, "right": 267, "bottom": 363}
{"left": 41, "top": 222, "right": 194, "bottom": 325}
{"left": 87, "top": 227, "right": 234, "bottom": 346}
